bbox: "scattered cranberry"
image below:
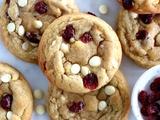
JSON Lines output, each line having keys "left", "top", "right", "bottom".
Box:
{"left": 80, "top": 32, "right": 93, "bottom": 43}
{"left": 147, "top": 103, "right": 160, "bottom": 116}
{"left": 141, "top": 105, "right": 149, "bottom": 116}
{"left": 6, "top": 0, "right": 10, "bottom": 4}
{"left": 150, "top": 83, "right": 159, "bottom": 91}
{"left": 35, "top": 1, "right": 47, "bottom": 14}
{"left": 25, "top": 32, "right": 40, "bottom": 43}
{"left": 136, "top": 30, "right": 148, "bottom": 40}
{"left": 139, "top": 14, "right": 155, "bottom": 24}
{"left": 68, "top": 101, "right": 84, "bottom": 112}
{"left": 122, "top": 0, "right": 134, "bottom": 10}
{"left": 83, "top": 73, "right": 98, "bottom": 90}
{"left": 62, "top": 25, "right": 75, "bottom": 42}
{"left": 138, "top": 90, "right": 148, "bottom": 105}
{"left": 1, "top": 94, "right": 13, "bottom": 110}
{"left": 87, "top": 12, "right": 96, "bottom": 16}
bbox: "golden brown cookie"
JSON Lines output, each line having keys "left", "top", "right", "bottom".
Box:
{"left": 0, "top": 0, "right": 79, "bottom": 63}
{"left": 0, "top": 62, "right": 33, "bottom": 120}
{"left": 117, "top": 8, "right": 160, "bottom": 68}
{"left": 46, "top": 70, "right": 130, "bottom": 120}
{"left": 38, "top": 13, "right": 122, "bottom": 93}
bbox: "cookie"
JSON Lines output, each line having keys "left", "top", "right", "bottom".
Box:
{"left": 0, "top": 62, "right": 33, "bottom": 120}
{"left": 46, "top": 70, "right": 130, "bottom": 120}
{"left": 117, "top": 8, "right": 160, "bottom": 68}
{"left": 0, "top": 0, "right": 79, "bottom": 63}
{"left": 117, "top": 0, "right": 160, "bottom": 14}
{"left": 38, "top": 13, "right": 122, "bottom": 93}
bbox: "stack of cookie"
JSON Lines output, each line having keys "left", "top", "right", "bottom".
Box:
{"left": 0, "top": 0, "right": 131, "bottom": 119}
{"left": 117, "top": 0, "right": 160, "bottom": 68}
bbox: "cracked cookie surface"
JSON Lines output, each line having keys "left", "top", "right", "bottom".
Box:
{"left": 46, "top": 70, "right": 130, "bottom": 120}
{"left": 0, "top": 62, "right": 33, "bottom": 120}
{"left": 38, "top": 13, "right": 122, "bottom": 93}
{"left": 0, "top": 0, "right": 79, "bottom": 63}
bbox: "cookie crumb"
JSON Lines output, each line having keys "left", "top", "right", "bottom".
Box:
{"left": 99, "top": 5, "right": 108, "bottom": 14}
{"left": 35, "top": 104, "right": 46, "bottom": 115}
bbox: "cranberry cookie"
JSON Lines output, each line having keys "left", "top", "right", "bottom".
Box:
{"left": 0, "top": 62, "right": 33, "bottom": 120}
{"left": 0, "top": 0, "right": 79, "bottom": 63}
{"left": 117, "top": 0, "right": 160, "bottom": 14}
{"left": 117, "top": 8, "right": 160, "bottom": 68}
{"left": 46, "top": 70, "right": 130, "bottom": 120}
{"left": 38, "top": 13, "right": 122, "bottom": 93}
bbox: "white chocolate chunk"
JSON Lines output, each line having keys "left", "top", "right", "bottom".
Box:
{"left": 7, "top": 23, "right": 15, "bottom": 33}
{"left": 70, "top": 38, "right": 75, "bottom": 43}
{"left": 51, "top": 40, "right": 56, "bottom": 46}
{"left": 18, "top": 0, "right": 28, "bottom": 7}
{"left": 105, "top": 85, "right": 116, "bottom": 95}
{"left": 30, "top": 42, "right": 38, "bottom": 47}
{"left": 60, "top": 43, "right": 70, "bottom": 53}
{"left": 130, "top": 12, "right": 138, "bottom": 19}
{"left": 111, "top": 59, "right": 118, "bottom": 69}
{"left": 71, "top": 64, "right": 80, "bottom": 74}
{"left": 35, "top": 105, "right": 46, "bottom": 115}
{"left": 7, "top": 111, "right": 13, "bottom": 120}
{"left": 60, "top": 95, "right": 66, "bottom": 103}
{"left": 18, "top": 25, "right": 25, "bottom": 36}
{"left": 156, "top": 34, "right": 160, "bottom": 45}
{"left": 99, "top": 5, "right": 108, "bottom": 14}
{"left": 0, "top": 74, "right": 11, "bottom": 83}
{"left": 89, "top": 56, "right": 101, "bottom": 67}
{"left": 22, "top": 42, "right": 28, "bottom": 51}
{"left": 81, "top": 66, "right": 90, "bottom": 76}
{"left": 98, "top": 101, "right": 107, "bottom": 111}
{"left": 33, "top": 89, "right": 44, "bottom": 100}
{"left": 33, "top": 20, "right": 43, "bottom": 29}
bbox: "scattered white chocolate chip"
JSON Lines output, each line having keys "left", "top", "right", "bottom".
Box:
{"left": 33, "top": 89, "right": 44, "bottom": 100}
{"left": 18, "top": 0, "right": 28, "bottom": 7}
{"left": 35, "top": 104, "right": 46, "bottom": 115}
{"left": 7, "top": 23, "right": 15, "bottom": 33}
{"left": 33, "top": 20, "right": 43, "bottom": 29}
{"left": 156, "top": 34, "right": 160, "bottom": 45}
{"left": 89, "top": 56, "right": 101, "bottom": 67}
{"left": 22, "top": 42, "right": 28, "bottom": 51}
{"left": 71, "top": 64, "right": 80, "bottom": 74}
{"left": 81, "top": 66, "right": 90, "bottom": 76}
{"left": 18, "top": 25, "right": 25, "bottom": 36}
{"left": 98, "top": 101, "right": 107, "bottom": 111}
{"left": 51, "top": 40, "right": 56, "bottom": 46}
{"left": 111, "top": 59, "right": 118, "bottom": 69}
{"left": 0, "top": 74, "right": 11, "bottom": 83}
{"left": 60, "top": 43, "right": 69, "bottom": 53}
{"left": 30, "top": 42, "right": 38, "bottom": 47}
{"left": 99, "top": 5, "right": 108, "bottom": 14}
{"left": 7, "top": 111, "right": 13, "bottom": 120}
{"left": 130, "top": 12, "right": 138, "bottom": 19}
{"left": 70, "top": 38, "right": 75, "bottom": 43}
{"left": 105, "top": 85, "right": 116, "bottom": 95}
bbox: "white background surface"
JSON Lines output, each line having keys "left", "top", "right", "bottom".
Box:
{"left": 0, "top": 0, "right": 147, "bottom": 120}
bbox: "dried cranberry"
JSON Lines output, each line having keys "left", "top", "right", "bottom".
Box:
{"left": 154, "top": 77, "right": 160, "bottom": 88}
{"left": 25, "top": 32, "right": 40, "bottom": 43}
{"left": 87, "top": 12, "right": 96, "bottom": 16}
{"left": 1, "top": 94, "right": 13, "bottom": 110}
{"left": 136, "top": 30, "right": 148, "bottom": 40}
{"left": 122, "top": 0, "right": 134, "bottom": 10}
{"left": 138, "top": 90, "right": 148, "bottom": 105}
{"left": 83, "top": 73, "right": 98, "bottom": 90}
{"left": 150, "top": 82, "right": 159, "bottom": 91}
{"left": 139, "top": 14, "right": 155, "bottom": 24}
{"left": 62, "top": 25, "right": 75, "bottom": 42}
{"left": 148, "top": 92, "right": 156, "bottom": 104}
{"left": 141, "top": 105, "right": 149, "bottom": 116}
{"left": 147, "top": 103, "right": 160, "bottom": 116}
{"left": 35, "top": 1, "right": 47, "bottom": 14}
{"left": 68, "top": 101, "right": 84, "bottom": 112}
{"left": 6, "top": 0, "right": 10, "bottom": 4}
{"left": 80, "top": 32, "right": 93, "bottom": 43}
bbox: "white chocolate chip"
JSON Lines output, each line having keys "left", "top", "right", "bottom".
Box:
{"left": 0, "top": 74, "right": 11, "bottom": 83}
{"left": 60, "top": 43, "right": 70, "bottom": 53}
{"left": 89, "top": 56, "right": 101, "bottom": 67}
{"left": 18, "top": 25, "right": 25, "bottom": 36}
{"left": 105, "top": 85, "right": 116, "bottom": 95}
{"left": 81, "top": 66, "right": 90, "bottom": 76}
{"left": 98, "top": 101, "right": 107, "bottom": 111}
{"left": 99, "top": 5, "right": 108, "bottom": 14}
{"left": 60, "top": 95, "right": 66, "bottom": 103}
{"left": 130, "top": 12, "right": 138, "bottom": 19}
{"left": 111, "top": 59, "right": 118, "bottom": 69}
{"left": 33, "top": 20, "right": 43, "bottom": 29}
{"left": 7, "top": 23, "right": 15, "bottom": 33}
{"left": 33, "top": 89, "right": 44, "bottom": 100}
{"left": 71, "top": 64, "right": 80, "bottom": 74}
{"left": 22, "top": 42, "right": 28, "bottom": 51}
{"left": 7, "top": 111, "right": 13, "bottom": 120}
{"left": 18, "top": 0, "right": 28, "bottom": 7}
{"left": 30, "top": 42, "right": 38, "bottom": 47}
{"left": 156, "top": 34, "right": 160, "bottom": 45}
{"left": 51, "top": 40, "right": 56, "bottom": 46}
{"left": 70, "top": 38, "right": 75, "bottom": 43}
{"left": 35, "top": 105, "right": 46, "bottom": 115}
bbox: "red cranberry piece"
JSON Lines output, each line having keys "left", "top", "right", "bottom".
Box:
{"left": 150, "top": 82, "right": 159, "bottom": 91}
{"left": 147, "top": 103, "right": 160, "bottom": 116}
{"left": 1, "top": 94, "right": 13, "bottom": 110}
{"left": 68, "top": 101, "right": 84, "bottom": 112}
{"left": 138, "top": 90, "right": 148, "bottom": 105}
{"left": 83, "top": 73, "right": 98, "bottom": 90}
{"left": 139, "top": 14, "right": 155, "bottom": 24}
{"left": 136, "top": 30, "right": 148, "bottom": 40}
{"left": 35, "top": 1, "right": 47, "bottom": 14}
{"left": 148, "top": 92, "right": 156, "bottom": 104}
{"left": 62, "top": 25, "right": 75, "bottom": 42}
{"left": 25, "top": 32, "right": 40, "bottom": 43}
{"left": 80, "top": 32, "right": 93, "bottom": 43}
{"left": 141, "top": 105, "right": 149, "bottom": 116}
{"left": 87, "top": 12, "right": 96, "bottom": 16}
{"left": 122, "top": 0, "right": 134, "bottom": 10}
{"left": 154, "top": 77, "right": 160, "bottom": 88}
{"left": 6, "top": 0, "right": 10, "bottom": 4}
